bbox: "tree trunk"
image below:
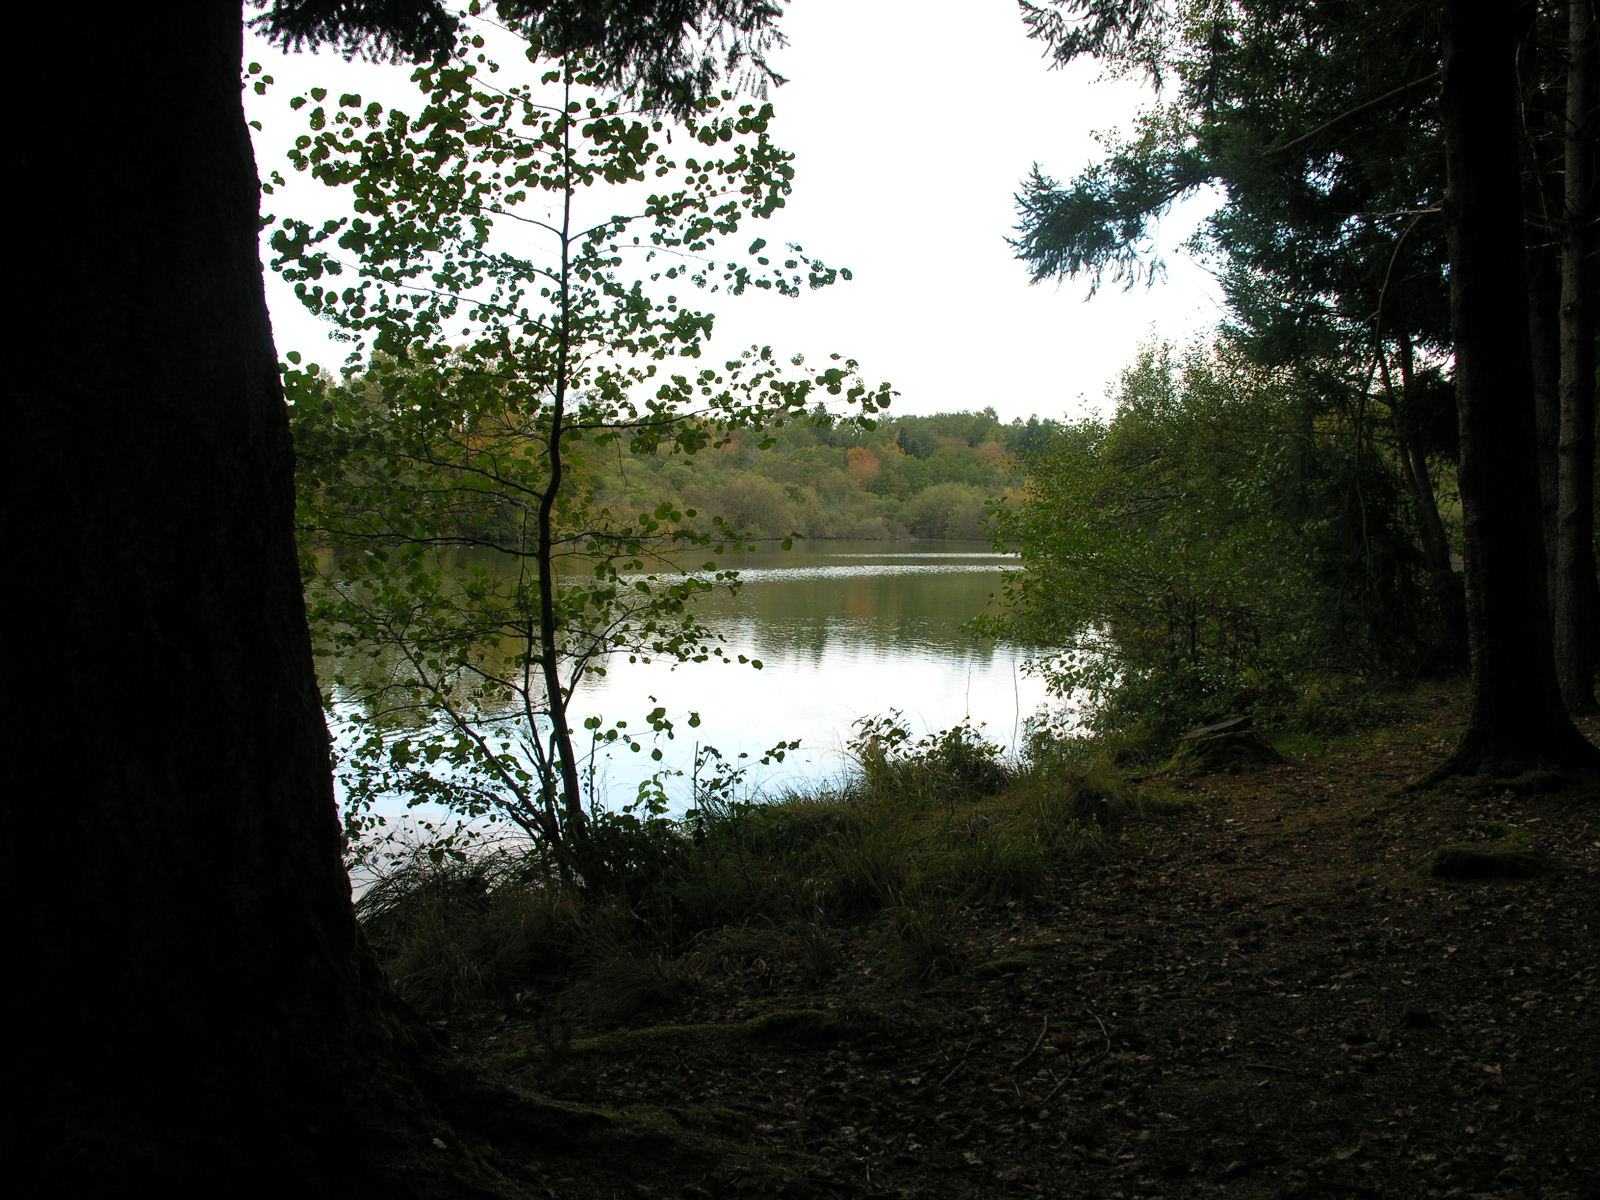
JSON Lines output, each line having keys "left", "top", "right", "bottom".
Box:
{"left": 1522, "top": 7, "right": 1568, "bottom": 619}
{"left": 1554, "top": 0, "right": 1599, "bottom": 711}
{"left": 1432, "top": 0, "right": 1600, "bottom": 778}
{"left": 1528, "top": 239, "right": 1563, "bottom": 604}
{"left": 6, "top": 2, "right": 428, "bottom": 1189}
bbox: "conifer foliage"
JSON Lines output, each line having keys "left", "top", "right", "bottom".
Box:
{"left": 1010, "top": 0, "right": 1599, "bottom": 771}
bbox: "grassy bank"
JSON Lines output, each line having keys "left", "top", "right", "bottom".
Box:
{"left": 357, "top": 720, "right": 1165, "bottom": 1017}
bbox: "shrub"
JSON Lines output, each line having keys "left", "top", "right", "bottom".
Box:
{"left": 850, "top": 714, "right": 1011, "bottom": 804}
{"left": 881, "top": 890, "right": 964, "bottom": 980}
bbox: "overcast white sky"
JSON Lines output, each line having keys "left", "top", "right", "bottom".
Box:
{"left": 247, "top": 0, "right": 1223, "bottom": 424}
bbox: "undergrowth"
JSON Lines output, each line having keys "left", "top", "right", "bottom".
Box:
{"left": 1047, "top": 669, "right": 1412, "bottom": 770}
{"left": 355, "top": 716, "right": 1166, "bottom": 1017}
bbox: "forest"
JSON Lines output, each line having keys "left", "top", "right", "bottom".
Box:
{"left": 301, "top": 394, "right": 1048, "bottom": 544}
{"left": 9, "top": 0, "right": 1598, "bottom": 1196}
{"left": 533, "top": 407, "right": 1053, "bottom": 543}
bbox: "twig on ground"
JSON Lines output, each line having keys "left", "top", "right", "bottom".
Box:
{"left": 935, "top": 1038, "right": 977, "bottom": 1090}
{"left": 1012, "top": 1015, "right": 1050, "bottom": 1071}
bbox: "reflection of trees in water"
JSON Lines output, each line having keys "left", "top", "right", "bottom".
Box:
{"left": 318, "top": 545, "right": 1048, "bottom": 816}
{"left": 700, "top": 570, "right": 1014, "bottom": 665}
{"left": 317, "top": 544, "right": 1021, "bottom": 712}
{"left": 710, "top": 613, "right": 1015, "bottom": 670}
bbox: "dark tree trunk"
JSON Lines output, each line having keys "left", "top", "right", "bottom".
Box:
{"left": 1523, "top": 4, "right": 1568, "bottom": 613}
{"left": 1529, "top": 239, "right": 1563, "bottom": 601}
{"left": 1432, "top": 0, "right": 1600, "bottom": 777}
{"left": 6, "top": 2, "right": 428, "bottom": 1190}
{"left": 1555, "top": 0, "right": 1599, "bottom": 711}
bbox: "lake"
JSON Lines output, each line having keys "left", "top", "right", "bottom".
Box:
{"left": 325, "top": 539, "right": 1056, "bottom": 829}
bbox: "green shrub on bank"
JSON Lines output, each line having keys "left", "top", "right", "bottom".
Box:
{"left": 850, "top": 713, "right": 1013, "bottom": 805}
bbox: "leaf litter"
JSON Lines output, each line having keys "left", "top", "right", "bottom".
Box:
{"left": 434, "top": 684, "right": 1600, "bottom": 1198}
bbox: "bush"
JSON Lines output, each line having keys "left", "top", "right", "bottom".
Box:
{"left": 936, "top": 825, "right": 1050, "bottom": 902}
{"left": 357, "top": 846, "right": 559, "bottom": 1010}
{"left": 850, "top": 714, "right": 1011, "bottom": 804}
{"left": 988, "top": 340, "right": 1448, "bottom": 745}
{"left": 881, "top": 889, "right": 964, "bottom": 980}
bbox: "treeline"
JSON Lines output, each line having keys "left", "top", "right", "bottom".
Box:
{"left": 478, "top": 406, "right": 1060, "bottom": 543}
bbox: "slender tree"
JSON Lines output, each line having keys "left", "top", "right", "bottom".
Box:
{"left": 279, "top": 35, "right": 881, "bottom": 869}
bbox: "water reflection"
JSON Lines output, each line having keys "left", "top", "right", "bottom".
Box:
{"left": 325, "top": 540, "right": 1051, "bottom": 820}
{"left": 676, "top": 542, "right": 1020, "bottom": 662}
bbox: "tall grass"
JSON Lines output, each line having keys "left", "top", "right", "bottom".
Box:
{"left": 355, "top": 717, "right": 1161, "bottom": 1015}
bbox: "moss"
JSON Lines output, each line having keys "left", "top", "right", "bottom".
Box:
{"left": 504, "top": 1004, "right": 890, "bottom": 1069}
{"left": 665, "top": 1105, "right": 758, "bottom": 1134}
{"left": 572, "top": 1023, "right": 736, "bottom": 1054}
{"left": 453, "top": 1088, "right": 827, "bottom": 1191}
{"left": 1269, "top": 731, "right": 1325, "bottom": 759}
{"left": 496, "top": 1022, "right": 738, "bottom": 1073}
{"left": 970, "top": 955, "right": 1041, "bottom": 979}
{"left": 744, "top": 1008, "right": 857, "bottom": 1044}
{"left": 1168, "top": 731, "right": 1285, "bottom": 776}
{"left": 1424, "top": 842, "right": 1550, "bottom": 880}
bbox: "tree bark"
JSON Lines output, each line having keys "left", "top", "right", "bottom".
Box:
{"left": 1555, "top": 0, "right": 1599, "bottom": 711}
{"left": 1522, "top": 7, "right": 1568, "bottom": 616}
{"left": 1393, "top": 335, "right": 1467, "bottom": 668}
{"left": 1432, "top": 0, "right": 1600, "bottom": 777}
{"left": 1528, "top": 239, "right": 1563, "bottom": 602}
{"left": 6, "top": 2, "right": 426, "bottom": 1189}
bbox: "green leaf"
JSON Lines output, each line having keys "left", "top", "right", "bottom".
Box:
{"left": 282, "top": 27, "right": 887, "bottom": 856}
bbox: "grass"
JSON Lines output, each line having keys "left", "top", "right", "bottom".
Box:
{"left": 353, "top": 718, "right": 1162, "bottom": 1017}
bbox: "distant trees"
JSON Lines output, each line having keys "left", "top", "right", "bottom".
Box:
{"left": 902, "top": 482, "right": 991, "bottom": 540}
{"left": 401, "top": 404, "right": 1043, "bottom": 543}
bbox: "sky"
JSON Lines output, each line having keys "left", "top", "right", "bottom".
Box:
{"left": 246, "top": 0, "right": 1223, "bottom": 424}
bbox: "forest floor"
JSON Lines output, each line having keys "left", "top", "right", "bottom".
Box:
{"left": 429, "top": 683, "right": 1600, "bottom": 1199}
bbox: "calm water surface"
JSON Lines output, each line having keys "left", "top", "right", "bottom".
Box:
{"left": 330, "top": 540, "right": 1054, "bottom": 825}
